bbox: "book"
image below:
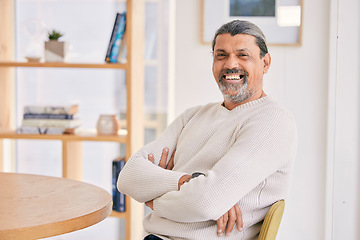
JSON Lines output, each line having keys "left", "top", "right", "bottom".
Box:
{"left": 116, "top": 30, "right": 127, "bottom": 64}
{"left": 109, "top": 12, "right": 126, "bottom": 63}
{"left": 23, "top": 113, "right": 77, "bottom": 120}
{"left": 105, "top": 13, "right": 121, "bottom": 62}
{"left": 112, "top": 157, "right": 126, "bottom": 212}
{"left": 24, "top": 104, "right": 78, "bottom": 115}
{"left": 21, "top": 119, "right": 81, "bottom": 129}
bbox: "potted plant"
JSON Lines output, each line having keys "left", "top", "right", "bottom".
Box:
{"left": 44, "top": 29, "right": 68, "bottom": 62}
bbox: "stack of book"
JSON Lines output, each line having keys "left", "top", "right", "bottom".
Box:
{"left": 105, "top": 12, "right": 127, "bottom": 64}
{"left": 112, "top": 157, "right": 126, "bottom": 212}
{"left": 17, "top": 104, "right": 81, "bottom": 135}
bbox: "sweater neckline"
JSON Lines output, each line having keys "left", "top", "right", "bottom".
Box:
{"left": 218, "top": 96, "right": 269, "bottom": 113}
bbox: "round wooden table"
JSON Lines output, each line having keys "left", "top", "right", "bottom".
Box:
{"left": 0, "top": 172, "right": 112, "bottom": 240}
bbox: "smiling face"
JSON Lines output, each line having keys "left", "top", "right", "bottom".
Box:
{"left": 212, "top": 33, "right": 271, "bottom": 109}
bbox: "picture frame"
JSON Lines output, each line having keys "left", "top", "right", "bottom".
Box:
{"left": 201, "top": 0, "right": 303, "bottom": 46}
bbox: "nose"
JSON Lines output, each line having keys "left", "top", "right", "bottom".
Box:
{"left": 223, "top": 54, "right": 239, "bottom": 69}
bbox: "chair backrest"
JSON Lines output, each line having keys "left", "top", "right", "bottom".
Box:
{"left": 258, "top": 200, "right": 285, "bottom": 240}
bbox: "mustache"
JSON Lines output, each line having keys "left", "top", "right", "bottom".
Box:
{"left": 221, "top": 68, "right": 246, "bottom": 75}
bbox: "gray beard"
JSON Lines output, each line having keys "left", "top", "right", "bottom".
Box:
{"left": 218, "top": 75, "right": 253, "bottom": 103}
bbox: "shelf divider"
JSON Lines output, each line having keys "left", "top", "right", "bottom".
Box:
{"left": 0, "top": 129, "right": 127, "bottom": 143}
{"left": 0, "top": 61, "right": 127, "bottom": 69}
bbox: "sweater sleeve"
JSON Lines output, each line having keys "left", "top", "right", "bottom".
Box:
{"left": 117, "top": 106, "right": 201, "bottom": 203}
{"left": 152, "top": 107, "right": 297, "bottom": 222}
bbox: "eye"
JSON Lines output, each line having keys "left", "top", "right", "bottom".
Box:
{"left": 238, "top": 53, "right": 248, "bottom": 57}
{"left": 215, "top": 53, "right": 227, "bottom": 59}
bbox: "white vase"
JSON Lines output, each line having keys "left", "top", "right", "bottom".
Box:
{"left": 44, "top": 40, "right": 68, "bottom": 62}
{"left": 96, "top": 115, "right": 120, "bottom": 135}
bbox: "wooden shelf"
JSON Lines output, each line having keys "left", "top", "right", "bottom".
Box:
{"left": 0, "top": 61, "right": 127, "bottom": 69}
{"left": 0, "top": 129, "right": 127, "bottom": 142}
{"left": 110, "top": 210, "right": 127, "bottom": 218}
{"left": 0, "top": 0, "right": 145, "bottom": 239}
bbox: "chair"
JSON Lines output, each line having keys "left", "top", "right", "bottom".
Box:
{"left": 258, "top": 200, "right": 285, "bottom": 240}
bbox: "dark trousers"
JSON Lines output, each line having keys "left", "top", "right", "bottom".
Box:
{"left": 144, "top": 234, "right": 163, "bottom": 240}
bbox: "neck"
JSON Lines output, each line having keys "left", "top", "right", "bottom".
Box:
{"left": 223, "top": 91, "right": 266, "bottom": 110}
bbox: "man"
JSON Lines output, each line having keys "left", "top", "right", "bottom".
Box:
{"left": 118, "top": 20, "right": 297, "bottom": 240}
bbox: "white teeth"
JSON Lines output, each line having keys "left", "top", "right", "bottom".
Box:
{"left": 225, "top": 75, "right": 240, "bottom": 80}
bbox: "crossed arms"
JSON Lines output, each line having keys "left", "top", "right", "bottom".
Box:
{"left": 146, "top": 148, "right": 243, "bottom": 236}
{"left": 117, "top": 105, "right": 296, "bottom": 237}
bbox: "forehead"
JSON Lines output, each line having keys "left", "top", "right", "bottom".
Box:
{"left": 214, "top": 33, "right": 259, "bottom": 53}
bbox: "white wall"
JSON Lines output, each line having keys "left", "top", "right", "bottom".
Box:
{"left": 173, "top": 0, "right": 337, "bottom": 239}
{"left": 173, "top": 0, "right": 221, "bottom": 117}
{"left": 326, "top": 0, "right": 360, "bottom": 239}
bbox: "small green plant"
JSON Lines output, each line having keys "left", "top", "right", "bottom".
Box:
{"left": 48, "top": 30, "right": 64, "bottom": 40}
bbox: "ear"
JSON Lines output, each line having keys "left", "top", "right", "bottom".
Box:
{"left": 262, "top": 53, "right": 271, "bottom": 74}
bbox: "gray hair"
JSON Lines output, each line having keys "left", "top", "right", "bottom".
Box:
{"left": 211, "top": 20, "right": 268, "bottom": 57}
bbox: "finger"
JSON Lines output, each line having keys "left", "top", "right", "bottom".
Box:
{"left": 223, "top": 211, "right": 228, "bottom": 225}
{"left": 166, "top": 150, "right": 176, "bottom": 170}
{"left": 217, "top": 215, "right": 226, "bottom": 237}
{"left": 148, "top": 153, "right": 155, "bottom": 164}
{"left": 220, "top": 212, "right": 228, "bottom": 236}
{"left": 234, "top": 204, "right": 243, "bottom": 232}
{"left": 225, "top": 207, "right": 236, "bottom": 236}
{"left": 159, "top": 147, "right": 169, "bottom": 168}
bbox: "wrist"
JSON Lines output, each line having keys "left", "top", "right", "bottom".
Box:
{"left": 178, "top": 172, "right": 205, "bottom": 190}
{"left": 178, "top": 174, "right": 191, "bottom": 190}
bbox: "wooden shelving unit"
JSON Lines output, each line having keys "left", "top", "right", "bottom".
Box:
{"left": 110, "top": 210, "right": 128, "bottom": 218}
{"left": 0, "top": 130, "right": 128, "bottom": 142}
{"left": 0, "top": 0, "right": 145, "bottom": 239}
{"left": 0, "top": 61, "right": 127, "bottom": 69}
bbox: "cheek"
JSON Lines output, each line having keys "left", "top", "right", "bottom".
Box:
{"left": 247, "top": 62, "right": 262, "bottom": 77}
{"left": 247, "top": 66, "right": 264, "bottom": 87}
{"left": 212, "top": 63, "right": 219, "bottom": 80}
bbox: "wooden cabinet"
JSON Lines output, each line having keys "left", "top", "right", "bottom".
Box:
{"left": 0, "top": 0, "right": 145, "bottom": 239}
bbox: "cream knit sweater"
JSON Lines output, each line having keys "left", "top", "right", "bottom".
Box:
{"left": 118, "top": 97, "right": 297, "bottom": 240}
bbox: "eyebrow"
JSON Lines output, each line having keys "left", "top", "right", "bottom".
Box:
{"left": 214, "top": 48, "right": 250, "bottom": 53}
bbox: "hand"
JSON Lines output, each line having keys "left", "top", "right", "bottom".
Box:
{"left": 217, "top": 204, "right": 243, "bottom": 237}
{"left": 145, "top": 148, "right": 175, "bottom": 210}
{"left": 145, "top": 200, "right": 153, "bottom": 210}
{"left": 147, "top": 147, "right": 174, "bottom": 170}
